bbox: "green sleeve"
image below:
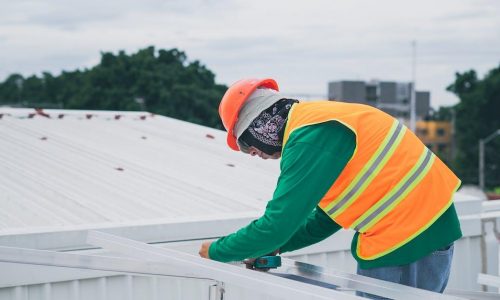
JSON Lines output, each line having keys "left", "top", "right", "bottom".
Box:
{"left": 280, "top": 207, "right": 342, "bottom": 253}
{"left": 209, "top": 121, "right": 356, "bottom": 262}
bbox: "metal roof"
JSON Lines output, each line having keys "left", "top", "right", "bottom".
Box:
{"left": 0, "top": 108, "right": 279, "bottom": 234}
{"left": 0, "top": 107, "right": 478, "bottom": 236}
{"left": 0, "top": 108, "right": 492, "bottom": 297}
{"left": 0, "top": 231, "right": 476, "bottom": 300}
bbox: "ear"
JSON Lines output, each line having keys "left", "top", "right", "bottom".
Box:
{"left": 247, "top": 146, "right": 260, "bottom": 155}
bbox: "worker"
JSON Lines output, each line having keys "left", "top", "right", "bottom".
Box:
{"left": 199, "top": 78, "right": 462, "bottom": 297}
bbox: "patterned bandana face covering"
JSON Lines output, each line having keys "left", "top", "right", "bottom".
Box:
{"left": 238, "top": 98, "right": 298, "bottom": 155}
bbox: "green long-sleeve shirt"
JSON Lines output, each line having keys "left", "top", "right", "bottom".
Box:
{"left": 209, "top": 121, "right": 462, "bottom": 269}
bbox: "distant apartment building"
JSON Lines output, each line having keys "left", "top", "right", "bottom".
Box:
{"left": 328, "top": 80, "right": 453, "bottom": 160}
{"left": 416, "top": 120, "right": 453, "bottom": 161}
{"left": 328, "top": 80, "right": 431, "bottom": 119}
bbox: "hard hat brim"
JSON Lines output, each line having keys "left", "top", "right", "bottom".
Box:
{"left": 227, "top": 132, "right": 240, "bottom": 151}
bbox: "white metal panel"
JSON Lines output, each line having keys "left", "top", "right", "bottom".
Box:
{"left": 83, "top": 231, "right": 467, "bottom": 299}
{"left": 284, "top": 237, "right": 483, "bottom": 292}
{"left": 0, "top": 262, "right": 117, "bottom": 288}
{"left": 0, "top": 274, "right": 215, "bottom": 300}
{"left": 0, "top": 216, "right": 257, "bottom": 251}
{"left": 0, "top": 245, "right": 363, "bottom": 300}
{"left": 0, "top": 231, "right": 462, "bottom": 300}
{"left": 59, "top": 205, "right": 482, "bottom": 293}
{"left": 0, "top": 272, "right": 299, "bottom": 300}
{"left": 478, "top": 273, "right": 500, "bottom": 288}
{"left": 84, "top": 231, "right": 364, "bottom": 299}
{"left": 0, "top": 108, "right": 278, "bottom": 234}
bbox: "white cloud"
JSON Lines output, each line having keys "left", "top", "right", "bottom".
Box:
{"left": 0, "top": 0, "right": 498, "bottom": 107}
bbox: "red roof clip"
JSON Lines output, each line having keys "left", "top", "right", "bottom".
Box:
{"left": 35, "top": 108, "right": 50, "bottom": 118}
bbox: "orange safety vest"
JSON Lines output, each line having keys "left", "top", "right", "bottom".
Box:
{"left": 282, "top": 101, "right": 461, "bottom": 260}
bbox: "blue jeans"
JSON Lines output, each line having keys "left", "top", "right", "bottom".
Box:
{"left": 356, "top": 244, "right": 454, "bottom": 299}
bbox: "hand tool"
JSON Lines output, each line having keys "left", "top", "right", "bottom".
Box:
{"left": 252, "top": 255, "right": 281, "bottom": 269}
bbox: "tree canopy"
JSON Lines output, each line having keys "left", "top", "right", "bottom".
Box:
{"left": 447, "top": 64, "right": 500, "bottom": 188}
{"left": 0, "top": 46, "right": 227, "bottom": 129}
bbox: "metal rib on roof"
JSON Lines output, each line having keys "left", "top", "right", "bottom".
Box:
{"left": 0, "top": 108, "right": 280, "bottom": 234}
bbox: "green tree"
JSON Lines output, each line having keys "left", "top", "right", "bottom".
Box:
{"left": 430, "top": 106, "right": 453, "bottom": 121}
{"left": 0, "top": 74, "right": 24, "bottom": 105}
{"left": 447, "top": 64, "right": 500, "bottom": 188}
{"left": 0, "top": 46, "right": 226, "bottom": 129}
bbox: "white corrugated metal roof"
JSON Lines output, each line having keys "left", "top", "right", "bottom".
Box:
{"left": 0, "top": 107, "right": 478, "bottom": 235}
{"left": 0, "top": 108, "right": 279, "bottom": 234}
{"left": 0, "top": 108, "right": 489, "bottom": 296}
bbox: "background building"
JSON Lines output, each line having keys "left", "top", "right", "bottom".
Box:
{"left": 328, "top": 80, "right": 431, "bottom": 120}
{"left": 328, "top": 80, "right": 453, "bottom": 162}
{"left": 416, "top": 120, "right": 453, "bottom": 161}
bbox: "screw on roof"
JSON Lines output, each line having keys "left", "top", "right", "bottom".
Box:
{"left": 206, "top": 134, "right": 215, "bottom": 139}
{"left": 58, "top": 114, "right": 65, "bottom": 119}
{"left": 115, "top": 115, "right": 122, "bottom": 120}
{"left": 226, "top": 163, "right": 235, "bottom": 167}
{"left": 115, "top": 167, "right": 124, "bottom": 171}
{"left": 86, "top": 114, "right": 93, "bottom": 119}
{"left": 35, "top": 108, "right": 50, "bottom": 118}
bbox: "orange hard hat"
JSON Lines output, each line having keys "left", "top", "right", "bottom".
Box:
{"left": 219, "top": 78, "right": 279, "bottom": 151}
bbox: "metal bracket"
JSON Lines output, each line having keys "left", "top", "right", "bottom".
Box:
{"left": 209, "top": 281, "right": 225, "bottom": 300}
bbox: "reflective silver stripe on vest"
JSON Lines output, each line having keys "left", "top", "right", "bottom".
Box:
{"left": 326, "top": 121, "right": 404, "bottom": 216}
{"left": 353, "top": 148, "right": 433, "bottom": 232}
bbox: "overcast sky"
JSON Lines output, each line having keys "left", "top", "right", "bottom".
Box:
{"left": 1, "top": 0, "right": 499, "bottom": 108}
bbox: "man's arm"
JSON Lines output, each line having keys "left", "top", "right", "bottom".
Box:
{"left": 207, "top": 121, "right": 356, "bottom": 262}
{"left": 280, "top": 207, "right": 342, "bottom": 253}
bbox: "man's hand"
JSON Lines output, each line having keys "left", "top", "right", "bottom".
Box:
{"left": 199, "top": 241, "right": 212, "bottom": 259}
